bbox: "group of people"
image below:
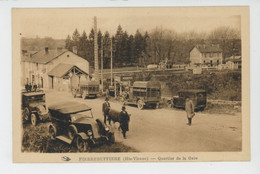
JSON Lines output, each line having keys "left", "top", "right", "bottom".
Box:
{"left": 102, "top": 97, "right": 130, "bottom": 139}
{"left": 101, "top": 96, "right": 195, "bottom": 140}
{"left": 25, "top": 82, "right": 38, "bottom": 92}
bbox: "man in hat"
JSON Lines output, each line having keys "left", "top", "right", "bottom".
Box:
{"left": 185, "top": 97, "right": 195, "bottom": 126}
{"left": 119, "top": 105, "right": 130, "bottom": 139}
{"left": 102, "top": 97, "right": 111, "bottom": 125}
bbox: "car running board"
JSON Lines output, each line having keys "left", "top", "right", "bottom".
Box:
{"left": 56, "top": 136, "right": 73, "bottom": 144}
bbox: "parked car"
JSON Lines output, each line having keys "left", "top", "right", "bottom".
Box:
{"left": 48, "top": 102, "right": 115, "bottom": 152}
{"left": 22, "top": 90, "right": 49, "bottom": 126}
{"left": 168, "top": 89, "right": 207, "bottom": 111}
{"left": 71, "top": 80, "right": 99, "bottom": 99}
{"left": 122, "top": 81, "right": 161, "bottom": 109}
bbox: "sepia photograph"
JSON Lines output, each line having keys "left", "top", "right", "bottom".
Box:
{"left": 12, "top": 7, "right": 250, "bottom": 162}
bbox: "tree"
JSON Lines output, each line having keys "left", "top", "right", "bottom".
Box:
{"left": 72, "top": 28, "right": 80, "bottom": 47}
{"left": 148, "top": 27, "right": 177, "bottom": 64}
{"left": 114, "top": 25, "right": 124, "bottom": 67}
{"left": 208, "top": 27, "right": 241, "bottom": 61}
{"left": 65, "top": 35, "right": 73, "bottom": 51}
{"left": 103, "top": 31, "right": 111, "bottom": 69}
{"left": 78, "top": 30, "right": 88, "bottom": 59}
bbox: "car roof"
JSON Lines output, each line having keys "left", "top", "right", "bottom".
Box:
{"left": 48, "top": 101, "right": 92, "bottom": 114}
{"left": 22, "top": 91, "right": 45, "bottom": 97}
{"left": 178, "top": 89, "right": 206, "bottom": 93}
{"left": 133, "top": 81, "right": 161, "bottom": 88}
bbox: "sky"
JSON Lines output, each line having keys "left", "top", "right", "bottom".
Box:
{"left": 13, "top": 8, "right": 241, "bottom": 39}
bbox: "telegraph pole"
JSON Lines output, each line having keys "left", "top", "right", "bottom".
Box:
{"left": 93, "top": 16, "right": 99, "bottom": 81}
{"left": 101, "top": 37, "right": 104, "bottom": 92}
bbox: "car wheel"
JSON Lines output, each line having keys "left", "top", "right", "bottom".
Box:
{"left": 23, "top": 107, "right": 30, "bottom": 122}
{"left": 167, "top": 100, "right": 172, "bottom": 108}
{"left": 137, "top": 100, "right": 144, "bottom": 110}
{"left": 31, "top": 113, "right": 37, "bottom": 126}
{"left": 49, "top": 125, "right": 57, "bottom": 140}
{"left": 76, "top": 136, "right": 88, "bottom": 152}
{"left": 68, "top": 125, "right": 78, "bottom": 140}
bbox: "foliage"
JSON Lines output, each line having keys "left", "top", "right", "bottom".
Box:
{"left": 150, "top": 71, "right": 241, "bottom": 101}
{"left": 22, "top": 26, "right": 241, "bottom": 69}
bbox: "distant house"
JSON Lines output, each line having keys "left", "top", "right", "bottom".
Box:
{"left": 190, "top": 44, "right": 223, "bottom": 66}
{"left": 21, "top": 47, "right": 90, "bottom": 91}
{"left": 225, "top": 56, "right": 242, "bottom": 70}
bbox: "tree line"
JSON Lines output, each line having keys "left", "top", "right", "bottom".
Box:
{"left": 65, "top": 25, "right": 241, "bottom": 69}
{"left": 21, "top": 25, "right": 241, "bottom": 69}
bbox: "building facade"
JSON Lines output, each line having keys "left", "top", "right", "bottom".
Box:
{"left": 225, "top": 56, "right": 242, "bottom": 70}
{"left": 21, "top": 47, "right": 90, "bottom": 91}
{"left": 190, "top": 45, "right": 223, "bottom": 66}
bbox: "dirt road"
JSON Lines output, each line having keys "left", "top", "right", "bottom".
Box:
{"left": 46, "top": 90, "right": 242, "bottom": 152}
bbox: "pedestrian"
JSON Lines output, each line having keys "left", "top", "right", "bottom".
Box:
{"left": 102, "top": 97, "right": 111, "bottom": 125}
{"left": 106, "top": 88, "right": 109, "bottom": 98}
{"left": 185, "top": 97, "right": 195, "bottom": 126}
{"left": 119, "top": 106, "right": 130, "bottom": 139}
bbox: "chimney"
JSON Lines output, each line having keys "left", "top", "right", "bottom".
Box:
{"left": 45, "top": 47, "right": 49, "bottom": 54}
{"left": 72, "top": 46, "right": 77, "bottom": 54}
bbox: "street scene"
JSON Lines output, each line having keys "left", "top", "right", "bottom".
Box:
{"left": 17, "top": 8, "right": 242, "bottom": 153}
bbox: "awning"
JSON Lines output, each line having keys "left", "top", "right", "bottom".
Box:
{"left": 48, "top": 63, "right": 89, "bottom": 78}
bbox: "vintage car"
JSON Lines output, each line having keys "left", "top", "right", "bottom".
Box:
{"left": 168, "top": 89, "right": 207, "bottom": 111}
{"left": 48, "top": 102, "right": 115, "bottom": 152}
{"left": 22, "top": 90, "right": 49, "bottom": 126}
{"left": 72, "top": 81, "right": 99, "bottom": 99}
{"left": 122, "top": 81, "right": 161, "bottom": 109}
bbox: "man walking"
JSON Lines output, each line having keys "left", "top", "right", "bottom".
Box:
{"left": 102, "top": 97, "right": 111, "bottom": 125}
{"left": 185, "top": 97, "right": 195, "bottom": 126}
{"left": 119, "top": 106, "right": 130, "bottom": 139}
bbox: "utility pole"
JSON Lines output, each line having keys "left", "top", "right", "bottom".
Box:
{"left": 101, "top": 37, "right": 104, "bottom": 92}
{"left": 93, "top": 16, "right": 99, "bottom": 81}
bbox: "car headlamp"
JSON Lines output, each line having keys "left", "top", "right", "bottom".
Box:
{"left": 87, "top": 130, "right": 93, "bottom": 136}
{"left": 105, "top": 126, "right": 109, "bottom": 131}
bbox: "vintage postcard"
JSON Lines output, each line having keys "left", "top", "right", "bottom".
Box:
{"left": 12, "top": 7, "right": 250, "bottom": 163}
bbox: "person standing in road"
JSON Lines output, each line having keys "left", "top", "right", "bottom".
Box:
{"left": 102, "top": 97, "right": 111, "bottom": 125}
{"left": 185, "top": 97, "right": 195, "bottom": 126}
{"left": 119, "top": 106, "right": 130, "bottom": 139}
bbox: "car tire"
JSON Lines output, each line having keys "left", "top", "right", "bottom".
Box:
{"left": 68, "top": 125, "right": 78, "bottom": 140}
{"left": 49, "top": 124, "right": 57, "bottom": 140}
{"left": 167, "top": 100, "right": 172, "bottom": 108}
{"left": 137, "top": 100, "right": 144, "bottom": 110}
{"left": 31, "top": 113, "right": 37, "bottom": 126}
{"left": 76, "top": 136, "right": 88, "bottom": 152}
{"left": 23, "top": 107, "right": 30, "bottom": 122}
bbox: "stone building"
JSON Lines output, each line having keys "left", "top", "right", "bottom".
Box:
{"left": 21, "top": 47, "right": 90, "bottom": 91}
{"left": 190, "top": 44, "right": 223, "bottom": 66}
